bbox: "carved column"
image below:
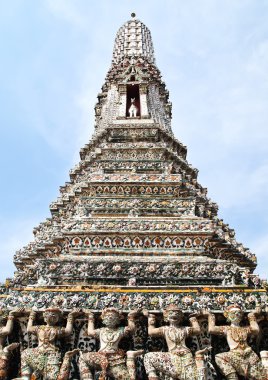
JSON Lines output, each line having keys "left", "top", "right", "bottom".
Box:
{"left": 118, "top": 84, "right": 127, "bottom": 117}
{"left": 140, "top": 84, "right": 149, "bottom": 117}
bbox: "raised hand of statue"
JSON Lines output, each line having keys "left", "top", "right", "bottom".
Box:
{"left": 83, "top": 309, "right": 94, "bottom": 319}
{"left": 127, "top": 309, "right": 139, "bottom": 318}
{"left": 200, "top": 308, "right": 212, "bottom": 317}
{"left": 5, "top": 342, "right": 20, "bottom": 352}
{"left": 0, "top": 309, "right": 17, "bottom": 339}
{"left": 189, "top": 311, "right": 204, "bottom": 320}
{"left": 68, "top": 308, "right": 82, "bottom": 318}
{"left": 142, "top": 309, "right": 149, "bottom": 317}
{"left": 248, "top": 306, "right": 265, "bottom": 323}
{"left": 29, "top": 309, "right": 37, "bottom": 318}
{"left": 9, "top": 307, "right": 24, "bottom": 317}
{"left": 248, "top": 311, "right": 264, "bottom": 323}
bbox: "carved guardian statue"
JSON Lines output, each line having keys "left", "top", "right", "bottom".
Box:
{"left": 207, "top": 304, "right": 268, "bottom": 380}
{"left": 144, "top": 305, "right": 209, "bottom": 380}
{"left": 79, "top": 307, "right": 143, "bottom": 380}
{"left": 14, "top": 308, "right": 78, "bottom": 380}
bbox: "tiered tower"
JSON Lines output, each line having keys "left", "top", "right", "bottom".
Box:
{"left": 2, "top": 14, "right": 267, "bottom": 379}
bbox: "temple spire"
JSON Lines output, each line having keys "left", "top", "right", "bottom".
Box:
{"left": 91, "top": 15, "right": 174, "bottom": 135}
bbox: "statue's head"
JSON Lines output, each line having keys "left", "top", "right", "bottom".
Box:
{"left": 224, "top": 304, "right": 243, "bottom": 324}
{"left": 101, "top": 308, "right": 122, "bottom": 328}
{"left": 43, "top": 308, "right": 61, "bottom": 326}
{"left": 163, "top": 304, "right": 183, "bottom": 324}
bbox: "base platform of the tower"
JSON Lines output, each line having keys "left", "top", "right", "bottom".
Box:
{"left": 0, "top": 285, "right": 267, "bottom": 379}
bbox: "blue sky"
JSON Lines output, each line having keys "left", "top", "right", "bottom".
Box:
{"left": 0, "top": 0, "right": 268, "bottom": 281}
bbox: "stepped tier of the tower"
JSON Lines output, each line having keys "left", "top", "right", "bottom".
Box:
{"left": 11, "top": 120, "right": 260, "bottom": 294}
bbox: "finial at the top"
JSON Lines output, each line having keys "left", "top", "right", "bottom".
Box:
{"left": 112, "top": 15, "right": 155, "bottom": 64}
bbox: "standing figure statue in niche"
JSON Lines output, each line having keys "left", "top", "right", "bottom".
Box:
{"left": 0, "top": 309, "right": 20, "bottom": 380}
{"left": 144, "top": 304, "right": 209, "bottom": 380}
{"left": 207, "top": 304, "right": 268, "bottom": 380}
{"left": 14, "top": 308, "right": 79, "bottom": 380}
{"left": 128, "top": 98, "right": 138, "bottom": 117}
{"left": 78, "top": 307, "right": 143, "bottom": 380}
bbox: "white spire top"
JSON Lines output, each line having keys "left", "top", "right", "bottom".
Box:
{"left": 112, "top": 14, "right": 155, "bottom": 64}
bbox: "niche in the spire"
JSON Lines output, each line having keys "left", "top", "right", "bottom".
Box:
{"left": 126, "top": 84, "right": 140, "bottom": 117}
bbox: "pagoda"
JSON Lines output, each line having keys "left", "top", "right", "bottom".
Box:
{"left": 1, "top": 14, "right": 267, "bottom": 380}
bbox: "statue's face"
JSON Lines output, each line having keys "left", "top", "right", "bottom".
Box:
{"left": 226, "top": 308, "right": 243, "bottom": 324}
{"left": 44, "top": 312, "right": 59, "bottom": 326}
{"left": 166, "top": 310, "right": 182, "bottom": 324}
{"left": 103, "top": 312, "right": 120, "bottom": 328}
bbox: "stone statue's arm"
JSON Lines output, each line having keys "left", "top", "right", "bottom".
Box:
{"left": 207, "top": 312, "right": 225, "bottom": 335}
{"left": 3, "top": 342, "right": 20, "bottom": 354}
{"left": 189, "top": 316, "right": 201, "bottom": 335}
{"left": 64, "top": 311, "right": 76, "bottom": 337}
{"left": 87, "top": 312, "right": 99, "bottom": 337}
{"left": 27, "top": 310, "right": 38, "bottom": 334}
{"left": 147, "top": 314, "right": 163, "bottom": 337}
{"left": 126, "top": 310, "right": 138, "bottom": 334}
{"left": 248, "top": 312, "right": 260, "bottom": 336}
{"left": 1, "top": 311, "right": 15, "bottom": 335}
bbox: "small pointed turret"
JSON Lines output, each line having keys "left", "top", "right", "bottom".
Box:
{"left": 112, "top": 14, "right": 155, "bottom": 64}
